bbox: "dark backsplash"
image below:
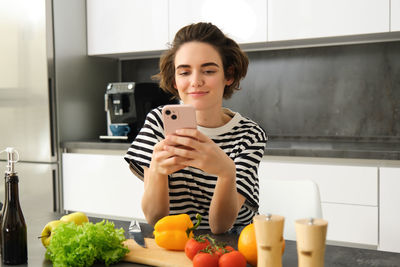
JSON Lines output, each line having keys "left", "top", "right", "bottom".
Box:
{"left": 121, "top": 41, "right": 400, "bottom": 139}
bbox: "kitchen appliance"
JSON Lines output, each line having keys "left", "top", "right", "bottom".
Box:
{"left": 100, "top": 82, "right": 178, "bottom": 142}
{"left": 0, "top": 0, "right": 117, "bottom": 214}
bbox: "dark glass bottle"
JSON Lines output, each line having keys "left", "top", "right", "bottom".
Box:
{"left": 0, "top": 177, "right": 6, "bottom": 256}
{"left": 1, "top": 173, "right": 27, "bottom": 264}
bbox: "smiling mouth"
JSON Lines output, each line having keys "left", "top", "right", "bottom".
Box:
{"left": 189, "top": 91, "right": 208, "bottom": 96}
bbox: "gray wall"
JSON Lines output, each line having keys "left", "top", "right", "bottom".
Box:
{"left": 121, "top": 41, "right": 400, "bottom": 139}
{"left": 54, "top": 0, "right": 118, "bottom": 142}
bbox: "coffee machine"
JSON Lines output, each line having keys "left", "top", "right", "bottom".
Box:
{"left": 100, "top": 82, "right": 178, "bottom": 142}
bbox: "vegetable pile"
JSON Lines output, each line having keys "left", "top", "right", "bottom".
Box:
{"left": 45, "top": 220, "right": 129, "bottom": 267}
{"left": 185, "top": 234, "right": 247, "bottom": 267}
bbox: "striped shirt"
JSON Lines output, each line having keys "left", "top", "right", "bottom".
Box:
{"left": 124, "top": 106, "right": 267, "bottom": 230}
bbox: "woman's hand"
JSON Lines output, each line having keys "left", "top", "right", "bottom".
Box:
{"left": 164, "top": 129, "right": 236, "bottom": 179}
{"left": 149, "top": 138, "right": 188, "bottom": 176}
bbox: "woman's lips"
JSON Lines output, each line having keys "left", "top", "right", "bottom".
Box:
{"left": 188, "top": 91, "right": 208, "bottom": 97}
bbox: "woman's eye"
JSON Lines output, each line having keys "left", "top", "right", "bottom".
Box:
{"left": 178, "top": 71, "right": 189, "bottom": 76}
{"left": 204, "top": 70, "right": 216, "bottom": 74}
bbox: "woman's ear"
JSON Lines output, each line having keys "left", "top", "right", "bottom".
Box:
{"left": 225, "top": 66, "right": 234, "bottom": 86}
{"left": 226, "top": 78, "right": 234, "bottom": 86}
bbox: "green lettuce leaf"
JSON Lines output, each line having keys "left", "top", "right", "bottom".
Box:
{"left": 45, "top": 220, "right": 129, "bottom": 267}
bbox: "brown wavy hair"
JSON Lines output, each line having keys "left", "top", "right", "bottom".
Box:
{"left": 153, "top": 22, "right": 249, "bottom": 99}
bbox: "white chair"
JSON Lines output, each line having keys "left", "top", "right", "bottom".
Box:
{"left": 258, "top": 178, "right": 323, "bottom": 241}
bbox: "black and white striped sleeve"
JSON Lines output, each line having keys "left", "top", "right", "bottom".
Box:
{"left": 234, "top": 123, "right": 267, "bottom": 208}
{"left": 124, "top": 107, "right": 164, "bottom": 180}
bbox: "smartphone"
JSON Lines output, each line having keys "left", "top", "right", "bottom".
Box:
{"left": 162, "top": 104, "right": 197, "bottom": 135}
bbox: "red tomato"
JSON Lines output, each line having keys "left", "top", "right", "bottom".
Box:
{"left": 185, "top": 236, "right": 211, "bottom": 260}
{"left": 214, "top": 245, "right": 235, "bottom": 258}
{"left": 219, "top": 251, "right": 247, "bottom": 267}
{"left": 225, "top": 245, "right": 235, "bottom": 252}
{"left": 193, "top": 252, "right": 219, "bottom": 267}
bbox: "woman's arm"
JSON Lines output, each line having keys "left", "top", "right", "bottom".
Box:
{"left": 164, "top": 129, "right": 246, "bottom": 233}
{"left": 141, "top": 166, "right": 169, "bottom": 225}
{"left": 141, "top": 139, "right": 187, "bottom": 225}
{"left": 208, "top": 164, "right": 247, "bottom": 234}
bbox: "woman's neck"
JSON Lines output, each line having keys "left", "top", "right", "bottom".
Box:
{"left": 196, "top": 108, "right": 230, "bottom": 128}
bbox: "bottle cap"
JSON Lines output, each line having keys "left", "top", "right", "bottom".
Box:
{"left": 1, "top": 147, "right": 19, "bottom": 175}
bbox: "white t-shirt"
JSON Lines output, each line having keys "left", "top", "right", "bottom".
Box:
{"left": 124, "top": 106, "right": 267, "bottom": 230}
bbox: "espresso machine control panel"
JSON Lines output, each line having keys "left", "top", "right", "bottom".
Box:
{"left": 100, "top": 82, "right": 178, "bottom": 142}
{"left": 100, "top": 82, "right": 136, "bottom": 141}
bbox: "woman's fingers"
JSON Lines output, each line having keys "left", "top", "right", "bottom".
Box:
{"left": 165, "top": 133, "right": 207, "bottom": 151}
{"left": 164, "top": 144, "right": 196, "bottom": 159}
{"left": 175, "top": 129, "right": 208, "bottom": 142}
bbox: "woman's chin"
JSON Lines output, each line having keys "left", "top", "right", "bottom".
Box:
{"left": 182, "top": 99, "right": 220, "bottom": 111}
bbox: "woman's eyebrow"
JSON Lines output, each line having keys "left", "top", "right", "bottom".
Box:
{"left": 176, "top": 62, "right": 220, "bottom": 69}
{"left": 201, "top": 62, "right": 220, "bottom": 68}
{"left": 176, "top": 64, "right": 190, "bottom": 69}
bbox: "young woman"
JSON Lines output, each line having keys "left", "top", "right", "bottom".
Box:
{"left": 124, "top": 22, "right": 267, "bottom": 234}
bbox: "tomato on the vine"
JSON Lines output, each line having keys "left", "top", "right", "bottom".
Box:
{"left": 185, "top": 235, "right": 211, "bottom": 260}
{"left": 218, "top": 250, "right": 247, "bottom": 267}
{"left": 193, "top": 252, "right": 219, "bottom": 267}
{"left": 214, "top": 245, "right": 235, "bottom": 258}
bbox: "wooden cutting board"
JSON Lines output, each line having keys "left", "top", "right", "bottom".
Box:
{"left": 122, "top": 238, "right": 192, "bottom": 267}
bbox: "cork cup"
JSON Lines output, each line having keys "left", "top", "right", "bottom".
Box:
{"left": 253, "top": 214, "right": 285, "bottom": 267}
{"left": 295, "top": 218, "right": 328, "bottom": 267}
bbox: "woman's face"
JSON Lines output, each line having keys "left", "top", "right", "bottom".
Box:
{"left": 173, "top": 41, "right": 232, "bottom": 111}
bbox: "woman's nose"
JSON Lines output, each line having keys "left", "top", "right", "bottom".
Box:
{"left": 191, "top": 72, "right": 204, "bottom": 87}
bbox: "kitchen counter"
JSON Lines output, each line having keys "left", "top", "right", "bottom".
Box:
{"left": 265, "top": 136, "right": 400, "bottom": 160}
{"left": 12, "top": 207, "right": 400, "bottom": 266}
{"left": 62, "top": 135, "right": 400, "bottom": 160}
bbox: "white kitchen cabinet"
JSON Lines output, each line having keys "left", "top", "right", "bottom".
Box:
{"left": 322, "top": 203, "right": 378, "bottom": 246}
{"left": 62, "top": 153, "right": 144, "bottom": 220}
{"left": 169, "top": 0, "right": 267, "bottom": 44}
{"left": 86, "top": 0, "right": 168, "bottom": 55}
{"left": 258, "top": 160, "right": 378, "bottom": 205}
{"left": 392, "top": 0, "right": 400, "bottom": 31}
{"left": 379, "top": 167, "right": 400, "bottom": 252}
{"left": 258, "top": 159, "right": 378, "bottom": 246}
{"left": 268, "top": 0, "right": 390, "bottom": 41}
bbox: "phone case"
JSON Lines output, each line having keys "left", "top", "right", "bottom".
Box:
{"left": 162, "top": 104, "right": 197, "bottom": 135}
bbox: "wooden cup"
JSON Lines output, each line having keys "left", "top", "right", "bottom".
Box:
{"left": 295, "top": 218, "right": 328, "bottom": 267}
{"left": 253, "top": 214, "right": 285, "bottom": 267}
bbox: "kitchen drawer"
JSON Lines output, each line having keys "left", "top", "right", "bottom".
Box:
{"left": 379, "top": 167, "right": 400, "bottom": 252}
{"left": 322, "top": 203, "right": 378, "bottom": 246}
{"left": 62, "top": 153, "right": 144, "bottom": 220}
{"left": 392, "top": 0, "right": 400, "bottom": 31}
{"left": 259, "top": 160, "right": 378, "bottom": 205}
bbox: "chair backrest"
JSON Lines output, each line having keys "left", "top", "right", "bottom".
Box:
{"left": 258, "top": 178, "right": 323, "bottom": 241}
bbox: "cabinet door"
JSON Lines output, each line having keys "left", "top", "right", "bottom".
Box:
{"left": 259, "top": 160, "right": 378, "bottom": 206}
{"left": 392, "top": 0, "right": 400, "bottom": 31}
{"left": 268, "top": 0, "right": 390, "bottom": 41}
{"left": 62, "top": 153, "right": 145, "bottom": 220}
{"left": 258, "top": 159, "right": 378, "bottom": 245}
{"left": 169, "top": 0, "right": 267, "bottom": 44}
{"left": 379, "top": 167, "right": 400, "bottom": 252}
{"left": 87, "top": 0, "right": 168, "bottom": 55}
{"left": 323, "top": 203, "right": 378, "bottom": 246}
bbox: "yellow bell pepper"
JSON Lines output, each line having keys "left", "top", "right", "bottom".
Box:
{"left": 153, "top": 213, "right": 201, "bottom": 251}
